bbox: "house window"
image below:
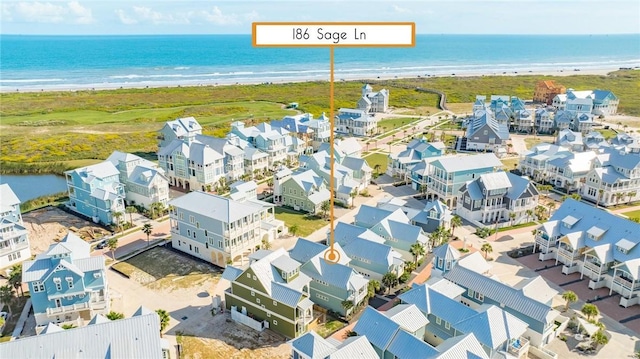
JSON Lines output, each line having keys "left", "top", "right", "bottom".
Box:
{"left": 93, "top": 273, "right": 102, "bottom": 278}
{"left": 54, "top": 279, "right": 62, "bottom": 291}
{"left": 267, "top": 312, "right": 271, "bottom": 317}
{"left": 273, "top": 300, "right": 277, "bottom": 306}
{"left": 247, "top": 273, "right": 251, "bottom": 278}
{"left": 204, "top": 230, "right": 208, "bottom": 237}
{"left": 273, "top": 320, "right": 278, "bottom": 325}
{"left": 33, "top": 281, "right": 45, "bottom": 293}
{"left": 436, "top": 317, "right": 442, "bottom": 325}
{"left": 187, "top": 230, "right": 191, "bottom": 236}
{"left": 445, "top": 321, "right": 451, "bottom": 330}
{"left": 251, "top": 290, "right": 255, "bottom": 296}
{"left": 179, "top": 212, "right": 184, "bottom": 220}
{"left": 66, "top": 277, "right": 74, "bottom": 289}
{"left": 196, "top": 222, "right": 200, "bottom": 229}
{"left": 438, "top": 258, "right": 444, "bottom": 268}
{"left": 256, "top": 298, "right": 261, "bottom": 304}
{"left": 475, "top": 292, "right": 484, "bottom": 302}
{"left": 468, "top": 289, "right": 475, "bottom": 297}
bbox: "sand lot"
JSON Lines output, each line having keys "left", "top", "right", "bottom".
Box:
{"left": 22, "top": 207, "right": 108, "bottom": 255}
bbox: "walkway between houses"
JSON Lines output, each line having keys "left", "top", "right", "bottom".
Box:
{"left": 92, "top": 217, "right": 171, "bottom": 260}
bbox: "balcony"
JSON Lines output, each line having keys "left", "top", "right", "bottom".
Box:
{"left": 0, "top": 240, "right": 29, "bottom": 254}
{"left": 507, "top": 336, "right": 530, "bottom": 357}
{"left": 614, "top": 276, "right": 640, "bottom": 291}
{"left": 46, "top": 300, "right": 104, "bottom": 316}
{"left": 582, "top": 261, "right": 606, "bottom": 277}
{"left": 557, "top": 247, "right": 580, "bottom": 264}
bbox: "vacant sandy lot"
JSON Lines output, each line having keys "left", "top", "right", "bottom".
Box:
{"left": 22, "top": 207, "right": 107, "bottom": 255}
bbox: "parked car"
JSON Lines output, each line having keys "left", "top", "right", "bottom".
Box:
{"left": 96, "top": 240, "right": 107, "bottom": 249}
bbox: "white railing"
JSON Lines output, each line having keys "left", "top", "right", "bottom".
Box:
{"left": 557, "top": 247, "right": 580, "bottom": 262}
{"left": 46, "top": 298, "right": 106, "bottom": 316}
{"left": 614, "top": 276, "right": 640, "bottom": 291}
{"left": 583, "top": 261, "right": 605, "bottom": 275}
{"left": 507, "top": 336, "right": 530, "bottom": 356}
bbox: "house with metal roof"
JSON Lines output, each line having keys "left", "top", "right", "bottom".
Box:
{"left": 106, "top": 151, "right": 170, "bottom": 209}
{"left": 518, "top": 143, "right": 573, "bottom": 183}
{"left": 534, "top": 199, "right": 640, "bottom": 307}
{"left": 377, "top": 196, "right": 452, "bottom": 234}
{"left": 463, "top": 110, "right": 510, "bottom": 154}
{"left": 535, "top": 108, "right": 555, "bottom": 134}
{"left": 0, "top": 184, "right": 31, "bottom": 269}
{"left": 222, "top": 248, "right": 315, "bottom": 338}
{"left": 64, "top": 161, "right": 125, "bottom": 226}
{"left": 354, "top": 205, "right": 429, "bottom": 261}
{"left": 387, "top": 138, "right": 445, "bottom": 179}
{"left": 289, "top": 331, "right": 378, "bottom": 359}
{"left": 581, "top": 146, "right": 640, "bottom": 207}
{"left": 22, "top": 232, "right": 108, "bottom": 329}
{"left": 431, "top": 243, "right": 461, "bottom": 276}
{"left": 289, "top": 239, "right": 369, "bottom": 317}
{"left": 417, "top": 153, "right": 503, "bottom": 208}
{"left": 358, "top": 84, "right": 389, "bottom": 114}
{"left": 168, "top": 191, "right": 285, "bottom": 268}
{"left": 274, "top": 169, "right": 331, "bottom": 214}
{"left": 456, "top": 171, "right": 539, "bottom": 228}
{"left": 333, "top": 222, "right": 405, "bottom": 281}
{"left": 546, "top": 150, "right": 597, "bottom": 193}
{"left": 442, "top": 265, "right": 561, "bottom": 347}
{"left": 336, "top": 108, "right": 377, "bottom": 137}
{"left": 0, "top": 306, "right": 169, "bottom": 358}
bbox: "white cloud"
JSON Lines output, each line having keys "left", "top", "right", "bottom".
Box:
{"left": 14, "top": 1, "right": 67, "bottom": 23}
{"left": 392, "top": 5, "right": 410, "bottom": 13}
{"left": 198, "top": 6, "right": 240, "bottom": 25}
{"left": 67, "top": 1, "right": 93, "bottom": 24}
{"left": 115, "top": 9, "right": 137, "bottom": 25}
{"left": 1, "top": 3, "right": 13, "bottom": 22}
{"left": 243, "top": 10, "right": 259, "bottom": 22}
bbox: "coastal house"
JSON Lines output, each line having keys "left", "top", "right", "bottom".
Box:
{"left": 22, "top": 232, "right": 108, "bottom": 329}
{"left": 168, "top": 191, "right": 285, "bottom": 267}
{"left": 387, "top": 139, "right": 445, "bottom": 179}
{"left": 106, "top": 151, "right": 170, "bottom": 208}
{"left": 581, "top": 147, "right": 640, "bottom": 206}
{"left": 333, "top": 222, "right": 405, "bottom": 281}
{"left": 554, "top": 89, "right": 620, "bottom": 116}
{"left": 399, "top": 282, "right": 531, "bottom": 358}
{"left": 353, "top": 205, "right": 429, "bottom": 261}
{"left": 545, "top": 150, "right": 597, "bottom": 193}
{"left": 442, "top": 263, "right": 562, "bottom": 347}
{"left": 289, "top": 239, "right": 369, "bottom": 317}
{"left": 534, "top": 80, "right": 566, "bottom": 105}
{"left": 463, "top": 110, "right": 510, "bottom": 154}
{"left": 229, "top": 180, "right": 258, "bottom": 202}
{"left": 456, "top": 171, "right": 539, "bottom": 227}
{"left": 273, "top": 169, "right": 331, "bottom": 214}
{"left": 65, "top": 161, "right": 125, "bottom": 225}
{"left": 610, "top": 132, "right": 640, "bottom": 153}
{"left": 336, "top": 108, "right": 377, "bottom": 137}
{"left": 289, "top": 331, "right": 378, "bottom": 359}
{"left": 230, "top": 122, "right": 291, "bottom": 168}
{"left": 376, "top": 196, "right": 452, "bottom": 233}
{"left": 221, "top": 248, "right": 315, "bottom": 339}
{"left": 419, "top": 153, "right": 503, "bottom": 207}
{"left": 535, "top": 108, "right": 555, "bottom": 134}
{"left": 518, "top": 143, "right": 573, "bottom": 182}
{"left": 0, "top": 184, "right": 31, "bottom": 269}
{"left": 0, "top": 306, "right": 170, "bottom": 359}
{"left": 556, "top": 129, "right": 584, "bottom": 152}
{"left": 357, "top": 84, "right": 389, "bottom": 113}
{"left": 534, "top": 199, "right": 640, "bottom": 307}
{"left": 158, "top": 117, "right": 248, "bottom": 191}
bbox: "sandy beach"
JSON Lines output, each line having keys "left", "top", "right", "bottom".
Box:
{"left": 1, "top": 66, "right": 629, "bottom": 94}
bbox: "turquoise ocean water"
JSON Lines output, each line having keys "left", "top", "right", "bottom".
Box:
{"left": 1, "top": 34, "right": 638, "bottom": 91}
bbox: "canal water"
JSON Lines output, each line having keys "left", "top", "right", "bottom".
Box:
{"left": 0, "top": 174, "right": 68, "bottom": 202}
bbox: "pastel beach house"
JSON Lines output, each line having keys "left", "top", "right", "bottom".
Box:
{"left": 22, "top": 232, "right": 108, "bottom": 330}
{"left": 0, "top": 184, "right": 31, "bottom": 269}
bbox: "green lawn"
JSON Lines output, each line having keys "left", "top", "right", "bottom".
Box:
{"left": 364, "top": 153, "right": 389, "bottom": 174}
{"left": 501, "top": 157, "right": 520, "bottom": 171}
{"left": 524, "top": 137, "right": 545, "bottom": 150}
{"left": 622, "top": 209, "right": 640, "bottom": 220}
{"left": 314, "top": 318, "right": 346, "bottom": 338}
{"left": 274, "top": 207, "right": 327, "bottom": 237}
{"left": 596, "top": 128, "right": 618, "bottom": 140}
{"left": 378, "top": 117, "right": 420, "bottom": 130}
{"left": 497, "top": 222, "right": 538, "bottom": 232}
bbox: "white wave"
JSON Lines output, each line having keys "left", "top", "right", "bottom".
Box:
{"left": 1, "top": 78, "right": 64, "bottom": 83}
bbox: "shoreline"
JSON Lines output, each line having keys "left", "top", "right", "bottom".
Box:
{"left": 1, "top": 67, "right": 633, "bottom": 94}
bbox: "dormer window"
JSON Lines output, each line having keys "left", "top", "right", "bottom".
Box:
{"left": 587, "top": 226, "right": 606, "bottom": 241}
{"left": 562, "top": 215, "right": 579, "bottom": 229}
{"left": 616, "top": 239, "right": 636, "bottom": 255}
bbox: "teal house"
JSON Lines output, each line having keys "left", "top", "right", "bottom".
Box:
{"left": 22, "top": 232, "right": 108, "bottom": 330}
{"left": 289, "top": 239, "right": 369, "bottom": 317}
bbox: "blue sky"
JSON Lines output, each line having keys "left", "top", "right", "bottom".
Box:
{"left": 1, "top": 0, "right": 639, "bottom": 35}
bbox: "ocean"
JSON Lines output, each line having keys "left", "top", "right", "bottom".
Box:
{"left": 1, "top": 34, "right": 638, "bottom": 91}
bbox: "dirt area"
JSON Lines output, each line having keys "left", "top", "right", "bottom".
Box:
{"left": 22, "top": 207, "right": 108, "bottom": 255}
{"left": 112, "top": 247, "right": 220, "bottom": 291}
{"left": 176, "top": 313, "right": 289, "bottom": 359}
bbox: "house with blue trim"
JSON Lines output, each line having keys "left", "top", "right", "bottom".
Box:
{"left": 106, "top": 151, "right": 170, "bottom": 209}
{"left": 387, "top": 139, "right": 445, "bottom": 179}
{"left": 534, "top": 199, "right": 640, "bottom": 307}
{"left": 22, "top": 232, "right": 108, "bottom": 329}
{"left": 336, "top": 108, "right": 377, "bottom": 137}
{"left": 289, "top": 331, "right": 378, "bottom": 359}
{"left": 0, "top": 184, "right": 31, "bottom": 269}
{"left": 377, "top": 196, "right": 452, "bottom": 234}
{"left": 353, "top": 205, "right": 429, "bottom": 260}
{"left": 289, "top": 239, "right": 369, "bottom": 317}
{"left": 65, "top": 161, "right": 125, "bottom": 225}
{"left": 333, "top": 222, "right": 404, "bottom": 281}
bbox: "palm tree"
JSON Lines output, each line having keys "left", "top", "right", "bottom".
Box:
{"left": 341, "top": 300, "right": 354, "bottom": 317}
{"left": 261, "top": 238, "right": 271, "bottom": 250}
{"left": 373, "top": 164, "right": 381, "bottom": 176}
{"left": 367, "top": 280, "right": 381, "bottom": 300}
{"left": 581, "top": 303, "right": 599, "bottom": 321}
{"left": 156, "top": 309, "right": 170, "bottom": 336}
{"left": 627, "top": 191, "right": 637, "bottom": 203}
{"left": 481, "top": 243, "right": 493, "bottom": 259}
{"left": 289, "top": 224, "right": 299, "bottom": 236}
{"left": 142, "top": 223, "right": 153, "bottom": 246}
{"left": 615, "top": 192, "right": 625, "bottom": 205}
{"left": 320, "top": 201, "right": 330, "bottom": 220}
{"left": 595, "top": 189, "right": 604, "bottom": 208}
{"left": 562, "top": 290, "right": 577, "bottom": 312}
{"left": 382, "top": 272, "right": 399, "bottom": 294}
{"left": 125, "top": 206, "right": 137, "bottom": 227}
{"left": 547, "top": 202, "right": 556, "bottom": 216}
{"left": 266, "top": 178, "right": 274, "bottom": 192}
{"left": 429, "top": 226, "right": 449, "bottom": 249}
{"left": 525, "top": 209, "right": 533, "bottom": 222}
{"left": 8, "top": 264, "right": 23, "bottom": 297}
{"left": 591, "top": 329, "right": 609, "bottom": 348}
{"left": 107, "top": 238, "right": 118, "bottom": 261}
{"left": 0, "top": 285, "right": 14, "bottom": 316}
{"left": 509, "top": 212, "right": 517, "bottom": 227}
{"left": 113, "top": 211, "right": 124, "bottom": 232}
{"left": 106, "top": 311, "right": 125, "bottom": 320}
{"left": 409, "top": 243, "right": 425, "bottom": 265}
{"left": 450, "top": 215, "right": 462, "bottom": 237}
{"left": 349, "top": 191, "right": 357, "bottom": 208}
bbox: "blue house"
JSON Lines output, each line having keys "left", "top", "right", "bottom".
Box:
{"left": 65, "top": 162, "right": 125, "bottom": 225}
{"left": 289, "top": 239, "right": 369, "bottom": 316}
{"left": 22, "top": 232, "right": 108, "bottom": 329}
{"left": 387, "top": 139, "right": 445, "bottom": 179}
{"left": 0, "top": 184, "right": 31, "bottom": 269}
{"left": 431, "top": 244, "right": 461, "bottom": 276}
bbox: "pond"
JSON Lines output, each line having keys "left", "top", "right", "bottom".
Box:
{"left": 0, "top": 174, "right": 68, "bottom": 202}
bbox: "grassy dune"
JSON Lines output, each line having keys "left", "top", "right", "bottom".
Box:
{"left": 1, "top": 70, "right": 638, "bottom": 174}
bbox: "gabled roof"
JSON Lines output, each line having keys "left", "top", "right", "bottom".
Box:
{"left": 443, "top": 266, "right": 558, "bottom": 324}
{"left": 352, "top": 307, "right": 400, "bottom": 350}
{"left": 457, "top": 252, "right": 491, "bottom": 274}
{"left": 384, "top": 304, "right": 429, "bottom": 333}
{"left": 386, "top": 330, "right": 438, "bottom": 359}
{"left": 434, "top": 333, "right": 489, "bottom": 359}
{"left": 432, "top": 153, "right": 502, "bottom": 173}
{"left": 433, "top": 244, "right": 460, "bottom": 262}
{"left": 514, "top": 276, "right": 558, "bottom": 304}
{"left": 0, "top": 184, "right": 20, "bottom": 208}
{"left": 330, "top": 336, "right": 379, "bottom": 359}
{"left": 169, "top": 192, "right": 269, "bottom": 224}
{"left": 289, "top": 238, "right": 326, "bottom": 264}
{"left": 398, "top": 283, "right": 476, "bottom": 325}
{"left": 454, "top": 306, "right": 528, "bottom": 349}
{"left": 289, "top": 331, "right": 336, "bottom": 359}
